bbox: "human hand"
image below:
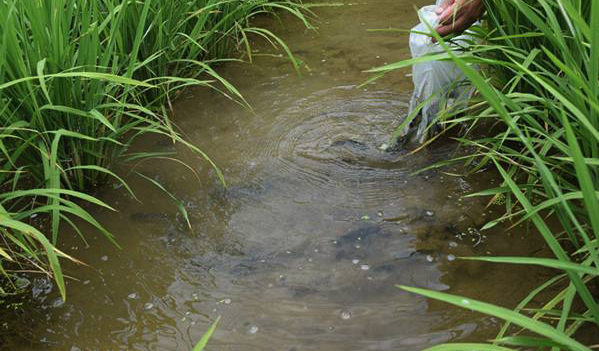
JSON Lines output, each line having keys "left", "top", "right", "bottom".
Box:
{"left": 434, "top": 0, "right": 485, "bottom": 38}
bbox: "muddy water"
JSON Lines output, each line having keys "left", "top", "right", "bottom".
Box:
{"left": 3, "top": 1, "right": 552, "bottom": 350}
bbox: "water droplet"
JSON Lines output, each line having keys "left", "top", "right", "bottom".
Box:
{"left": 15, "top": 277, "right": 30, "bottom": 289}
{"left": 352, "top": 259, "right": 360, "bottom": 265}
{"left": 52, "top": 298, "right": 65, "bottom": 308}
{"left": 128, "top": 293, "right": 139, "bottom": 300}
{"left": 339, "top": 310, "right": 352, "bottom": 320}
{"left": 248, "top": 325, "right": 259, "bottom": 334}
{"left": 447, "top": 254, "right": 456, "bottom": 262}
{"left": 360, "top": 264, "right": 370, "bottom": 271}
{"left": 144, "top": 303, "right": 154, "bottom": 310}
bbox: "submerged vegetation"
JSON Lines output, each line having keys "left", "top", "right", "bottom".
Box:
{"left": 371, "top": 0, "right": 599, "bottom": 349}
{"left": 0, "top": 0, "right": 310, "bottom": 300}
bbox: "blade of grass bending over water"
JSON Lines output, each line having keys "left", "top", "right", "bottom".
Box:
{"left": 192, "top": 316, "right": 220, "bottom": 351}
{"left": 398, "top": 286, "right": 592, "bottom": 351}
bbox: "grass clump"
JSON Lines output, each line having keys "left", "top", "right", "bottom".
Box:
{"left": 0, "top": 0, "right": 310, "bottom": 300}
{"left": 370, "top": 0, "right": 599, "bottom": 349}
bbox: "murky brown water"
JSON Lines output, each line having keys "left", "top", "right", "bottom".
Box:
{"left": 2, "top": 1, "right": 553, "bottom": 350}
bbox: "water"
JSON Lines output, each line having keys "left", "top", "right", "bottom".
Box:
{"left": 1, "top": 1, "right": 553, "bottom": 350}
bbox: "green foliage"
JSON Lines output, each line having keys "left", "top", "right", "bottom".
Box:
{"left": 192, "top": 317, "right": 220, "bottom": 351}
{"left": 371, "top": 0, "right": 599, "bottom": 349}
{"left": 0, "top": 0, "right": 310, "bottom": 300}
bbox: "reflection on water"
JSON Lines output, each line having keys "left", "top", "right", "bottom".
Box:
{"left": 2, "top": 1, "right": 552, "bottom": 350}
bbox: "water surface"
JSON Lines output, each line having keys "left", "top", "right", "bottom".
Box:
{"left": 2, "top": 1, "right": 551, "bottom": 350}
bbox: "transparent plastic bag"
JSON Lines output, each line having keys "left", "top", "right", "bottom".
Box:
{"left": 401, "top": 2, "right": 476, "bottom": 144}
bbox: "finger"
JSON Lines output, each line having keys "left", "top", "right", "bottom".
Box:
{"left": 438, "top": 5, "right": 461, "bottom": 24}
{"left": 435, "top": 16, "right": 469, "bottom": 37}
{"left": 435, "top": 0, "right": 454, "bottom": 14}
{"left": 434, "top": 23, "right": 454, "bottom": 38}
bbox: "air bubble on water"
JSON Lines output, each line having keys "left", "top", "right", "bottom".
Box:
{"left": 192, "top": 293, "right": 199, "bottom": 300}
{"left": 339, "top": 310, "right": 352, "bottom": 320}
{"left": 447, "top": 254, "right": 456, "bottom": 262}
{"left": 248, "top": 325, "right": 259, "bottom": 334}
{"left": 15, "top": 277, "right": 30, "bottom": 289}
{"left": 426, "top": 255, "right": 434, "bottom": 262}
{"left": 425, "top": 211, "right": 435, "bottom": 217}
{"left": 314, "top": 249, "right": 319, "bottom": 253}
{"left": 355, "top": 244, "right": 361, "bottom": 249}
{"left": 352, "top": 259, "right": 360, "bottom": 265}
{"left": 128, "top": 293, "right": 139, "bottom": 300}
{"left": 333, "top": 240, "right": 338, "bottom": 245}
{"left": 223, "top": 298, "right": 232, "bottom": 305}
{"left": 360, "top": 265, "right": 370, "bottom": 271}
{"left": 100, "top": 256, "right": 108, "bottom": 261}
{"left": 449, "top": 241, "right": 458, "bottom": 248}
{"left": 52, "top": 298, "right": 65, "bottom": 308}
{"left": 144, "top": 303, "right": 154, "bottom": 311}
{"left": 377, "top": 211, "right": 383, "bottom": 217}
{"left": 307, "top": 258, "right": 313, "bottom": 262}
{"left": 185, "top": 311, "right": 191, "bottom": 316}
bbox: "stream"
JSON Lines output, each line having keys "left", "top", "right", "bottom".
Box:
{"left": 2, "top": 1, "right": 552, "bottom": 350}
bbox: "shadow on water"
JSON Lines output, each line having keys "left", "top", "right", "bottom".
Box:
{"left": 2, "top": 1, "right": 554, "bottom": 350}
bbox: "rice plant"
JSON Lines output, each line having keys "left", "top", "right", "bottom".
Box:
{"left": 369, "top": 0, "right": 599, "bottom": 349}
{"left": 0, "top": 0, "right": 310, "bottom": 300}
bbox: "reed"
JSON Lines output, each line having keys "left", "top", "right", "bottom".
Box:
{"left": 370, "top": 0, "right": 599, "bottom": 349}
{"left": 0, "top": 0, "right": 310, "bottom": 300}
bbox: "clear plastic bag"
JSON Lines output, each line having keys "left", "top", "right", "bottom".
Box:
{"left": 401, "top": 2, "right": 476, "bottom": 144}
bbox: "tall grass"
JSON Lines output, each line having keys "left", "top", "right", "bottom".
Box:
{"left": 0, "top": 0, "right": 310, "bottom": 300}
{"left": 370, "top": 0, "right": 598, "bottom": 349}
